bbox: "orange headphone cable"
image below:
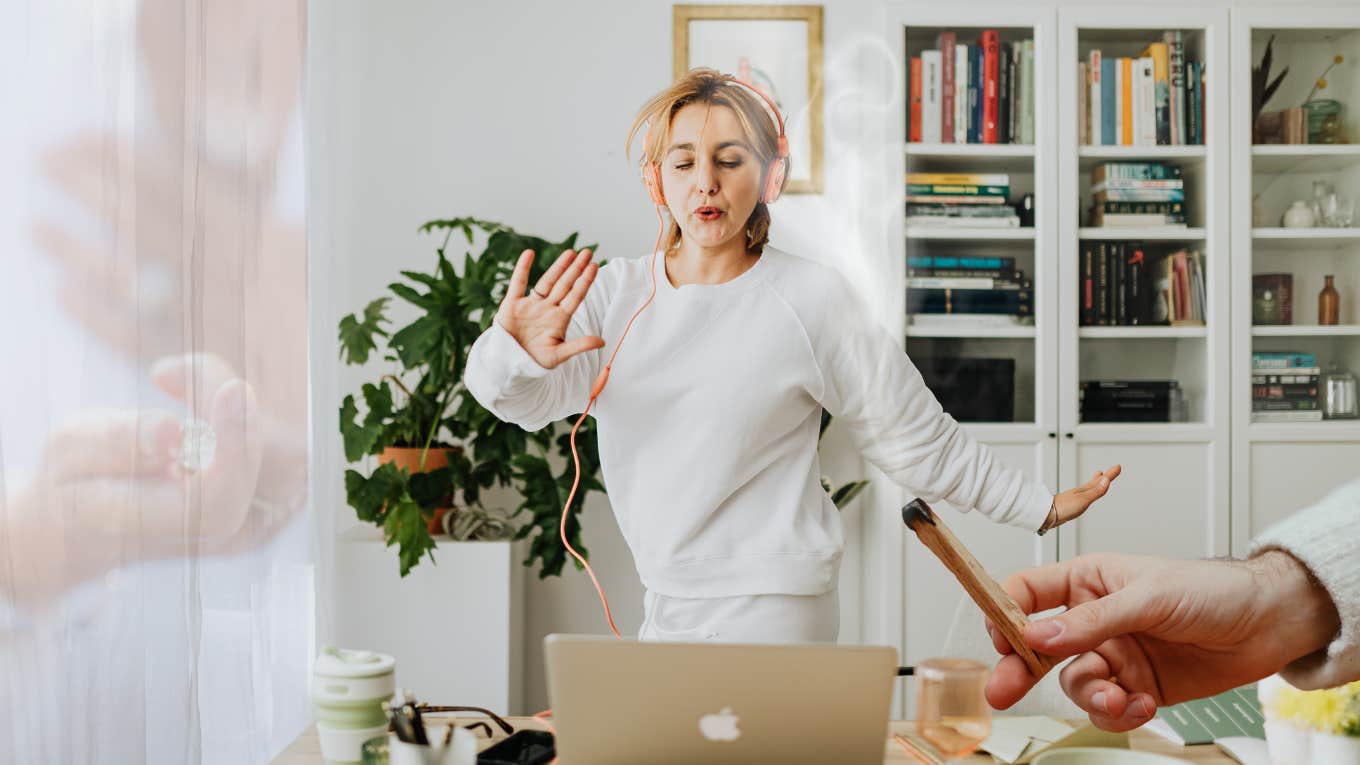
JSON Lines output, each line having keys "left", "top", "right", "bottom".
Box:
{"left": 558, "top": 202, "right": 667, "bottom": 639}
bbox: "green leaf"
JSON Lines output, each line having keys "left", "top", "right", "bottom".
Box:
{"left": 340, "top": 395, "right": 384, "bottom": 462}
{"left": 383, "top": 494, "right": 438, "bottom": 576}
{"left": 338, "top": 298, "right": 390, "bottom": 365}
{"left": 408, "top": 466, "right": 453, "bottom": 509}
{"left": 389, "top": 316, "right": 446, "bottom": 370}
{"left": 831, "top": 480, "right": 871, "bottom": 510}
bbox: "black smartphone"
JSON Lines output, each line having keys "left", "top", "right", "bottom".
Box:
{"left": 476, "top": 729, "right": 555, "bottom": 765}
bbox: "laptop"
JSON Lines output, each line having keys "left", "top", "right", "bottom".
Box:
{"left": 544, "top": 634, "right": 897, "bottom": 765}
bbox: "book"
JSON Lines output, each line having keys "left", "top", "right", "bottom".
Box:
{"left": 1088, "top": 49, "right": 1102, "bottom": 145}
{"left": 1020, "top": 40, "right": 1035, "bottom": 144}
{"left": 908, "top": 57, "right": 922, "bottom": 142}
{"left": 906, "top": 288, "right": 1033, "bottom": 314}
{"left": 981, "top": 30, "right": 999, "bottom": 143}
{"left": 1166, "top": 31, "right": 1186, "bottom": 145}
{"left": 1093, "top": 163, "right": 1183, "bottom": 181}
{"left": 905, "top": 195, "right": 1010, "bottom": 205}
{"left": 1100, "top": 54, "right": 1116, "bottom": 145}
{"left": 1148, "top": 684, "right": 1264, "bottom": 746}
{"left": 1252, "top": 372, "right": 1321, "bottom": 384}
{"left": 1137, "top": 56, "right": 1157, "bottom": 146}
{"left": 907, "top": 172, "right": 1010, "bottom": 185}
{"left": 1078, "top": 61, "right": 1089, "bottom": 145}
{"left": 908, "top": 313, "right": 1032, "bottom": 328}
{"left": 909, "top": 255, "right": 1016, "bottom": 271}
{"left": 922, "top": 50, "right": 943, "bottom": 143}
{"left": 1142, "top": 41, "right": 1170, "bottom": 144}
{"left": 1252, "top": 274, "right": 1293, "bottom": 325}
{"left": 1120, "top": 57, "right": 1133, "bottom": 145}
{"left": 905, "top": 215, "right": 1020, "bottom": 228}
{"left": 998, "top": 42, "right": 1012, "bottom": 144}
{"left": 955, "top": 44, "right": 969, "bottom": 143}
{"left": 905, "top": 204, "right": 1018, "bottom": 217}
{"left": 1007, "top": 41, "right": 1020, "bottom": 143}
{"left": 1251, "top": 351, "right": 1316, "bottom": 369}
{"left": 906, "top": 183, "right": 1009, "bottom": 196}
{"left": 937, "top": 31, "right": 956, "bottom": 143}
{"left": 967, "top": 43, "right": 981, "bottom": 143}
{"left": 907, "top": 276, "right": 1030, "bottom": 290}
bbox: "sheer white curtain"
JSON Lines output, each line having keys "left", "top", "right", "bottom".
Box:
{"left": 0, "top": 1, "right": 312, "bottom": 762}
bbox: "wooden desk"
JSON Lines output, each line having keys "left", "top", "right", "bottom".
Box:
{"left": 273, "top": 716, "right": 1236, "bottom": 763}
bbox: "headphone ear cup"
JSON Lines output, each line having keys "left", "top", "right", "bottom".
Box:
{"left": 762, "top": 158, "right": 787, "bottom": 204}
{"left": 643, "top": 163, "right": 666, "bottom": 206}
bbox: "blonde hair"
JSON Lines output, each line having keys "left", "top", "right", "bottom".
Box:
{"left": 626, "top": 67, "right": 784, "bottom": 255}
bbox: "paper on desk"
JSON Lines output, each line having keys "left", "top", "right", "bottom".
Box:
{"left": 980, "top": 717, "right": 1129, "bottom": 764}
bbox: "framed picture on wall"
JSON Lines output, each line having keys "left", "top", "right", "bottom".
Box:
{"left": 673, "top": 4, "right": 824, "bottom": 195}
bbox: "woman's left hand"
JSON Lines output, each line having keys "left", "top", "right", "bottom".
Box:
{"left": 1052, "top": 464, "right": 1122, "bottom": 526}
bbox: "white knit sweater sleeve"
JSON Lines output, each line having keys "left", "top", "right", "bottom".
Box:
{"left": 1249, "top": 478, "right": 1360, "bottom": 690}
{"left": 805, "top": 270, "right": 1053, "bottom": 531}
{"left": 462, "top": 283, "right": 606, "bottom": 433}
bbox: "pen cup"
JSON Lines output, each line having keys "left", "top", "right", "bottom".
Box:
{"left": 388, "top": 726, "right": 478, "bottom": 765}
{"left": 311, "top": 646, "right": 397, "bottom": 765}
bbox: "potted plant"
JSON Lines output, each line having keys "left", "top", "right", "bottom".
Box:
{"left": 338, "top": 218, "right": 607, "bottom": 576}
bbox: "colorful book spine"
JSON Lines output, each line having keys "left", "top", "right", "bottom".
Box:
{"left": 937, "top": 31, "right": 956, "bottom": 143}
{"left": 1166, "top": 31, "right": 1186, "bottom": 144}
{"left": 1120, "top": 57, "right": 1133, "bottom": 145}
{"left": 1142, "top": 42, "right": 1170, "bottom": 144}
{"left": 1088, "top": 50, "right": 1102, "bottom": 145}
{"left": 922, "top": 50, "right": 943, "bottom": 143}
{"left": 1093, "top": 162, "right": 1183, "bottom": 181}
{"left": 907, "top": 183, "right": 1009, "bottom": 196}
{"left": 954, "top": 44, "right": 969, "bottom": 143}
{"left": 981, "top": 30, "right": 1000, "bottom": 143}
{"left": 1020, "top": 40, "right": 1035, "bottom": 144}
{"left": 1138, "top": 57, "right": 1156, "bottom": 147}
{"left": 907, "top": 172, "right": 1010, "bottom": 185}
{"left": 909, "top": 255, "right": 1016, "bottom": 271}
{"left": 908, "top": 57, "right": 922, "bottom": 142}
{"left": 1078, "top": 61, "right": 1089, "bottom": 144}
{"left": 969, "top": 44, "right": 983, "bottom": 143}
{"left": 1186, "top": 61, "right": 1202, "bottom": 145}
{"left": 1100, "top": 56, "right": 1116, "bottom": 146}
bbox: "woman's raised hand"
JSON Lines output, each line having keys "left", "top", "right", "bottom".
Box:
{"left": 495, "top": 248, "right": 606, "bottom": 369}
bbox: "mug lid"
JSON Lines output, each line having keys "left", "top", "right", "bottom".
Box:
{"left": 314, "top": 645, "right": 395, "bottom": 678}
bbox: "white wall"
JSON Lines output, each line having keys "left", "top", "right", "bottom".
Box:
{"left": 307, "top": 0, "right": 898, "bottom": 715}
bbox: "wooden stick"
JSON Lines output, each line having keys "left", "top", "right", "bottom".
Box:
{"left": 902, "top": 498, "right": 1060, "bottom": 678}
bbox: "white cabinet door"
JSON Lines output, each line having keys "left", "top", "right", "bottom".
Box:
{"left": 1246, "top": 440, "right": 1360, "bottom": 542}
{"left": 1056, "top": 432, "right": 1222, "bottom": 561}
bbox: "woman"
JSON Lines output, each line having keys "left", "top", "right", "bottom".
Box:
{"left": 465, "top": 68, "right": 1119, "bottom": 644}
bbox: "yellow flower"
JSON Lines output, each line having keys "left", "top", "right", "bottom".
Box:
{"left": 1336, "top": 54, "right": 1345, "bottom": 64}
{"left": 1318, "top": 78, "right": 1328, "bottom": 90}
{"left": 1274, "top": 682, "right": 1360, "bottom": 734}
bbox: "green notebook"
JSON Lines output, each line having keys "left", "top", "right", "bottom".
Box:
{"left": 1151, "top": 684, "right": 1265, "bottom": 745}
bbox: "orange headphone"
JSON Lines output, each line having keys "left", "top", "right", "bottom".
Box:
{"left": 641, "top": 75, "right": 790, "bottom": 207}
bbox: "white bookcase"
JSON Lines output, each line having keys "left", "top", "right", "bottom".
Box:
{"left": 874, "top": 2, "right": 1360, "bottom": 717}
{"left": 1230, "top": 6, "right": 1360, "bottom": 552}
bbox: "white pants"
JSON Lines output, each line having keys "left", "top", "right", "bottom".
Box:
{"left": 638, "top": 589, "right": 840, "bottom": 644}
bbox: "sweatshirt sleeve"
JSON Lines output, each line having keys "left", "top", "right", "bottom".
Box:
{"left": 462, "top": 279, "right": 607, "bottom": 433}
{"left": 1249, "top": 478, "right": 1360, "bottom": 690}
{"left": 806, "top": 270, "right": 1053, "bottom": 531}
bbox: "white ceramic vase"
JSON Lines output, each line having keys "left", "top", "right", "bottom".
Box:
{"left": 1310, "top": 731, "right": 1360, "bottom": 764}
{"left": 1282, "top": 200, "right": 1317, "bottom": 228}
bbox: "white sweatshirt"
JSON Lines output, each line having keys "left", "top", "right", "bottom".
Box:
{"left": 1251, "top": 478, "right": 1360, "bottom": 690}
{"left": 464, "top": 247, "right": 1054, "bottom": 598}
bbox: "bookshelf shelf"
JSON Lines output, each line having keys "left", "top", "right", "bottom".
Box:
{"left": 1078, "top": 227, "right": 1206, "bottom": 240}
{"left": 1251, "top": 325, "right": 1360, "bottom": 337}
{"left": 906, "top": 143, "right": 1036, "bottom": 158}
{"left": 1079, "top": 326, "right": 1207, "bottom": 339}
{"left": 1251, "top": 145, "right": 1360, "bottom": 175}
{"left": 1077, "top": 146, "right": 1207, "bottom": 172}
{"left": 1248, "top": 421, "right": 1360, "bottom": 442}
{"left": 1073, "top": 422, "right": 1213, "bottom": 442}
{"left": 906, "top": 226, "right": 1036, "bottom": 240}
{"left": 1252, "top": 228, "right": 1360, "bottom": 246}
{"left": 906, "top": 326, "right": 1037, "bottom": 339}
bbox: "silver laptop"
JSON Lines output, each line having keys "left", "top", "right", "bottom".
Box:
{"left": 544, "top": 634, "right": 897, "bottom": 765}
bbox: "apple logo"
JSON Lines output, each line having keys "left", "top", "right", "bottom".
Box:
{"left": 699, "top": 707, "right": 741, "bottom": 742}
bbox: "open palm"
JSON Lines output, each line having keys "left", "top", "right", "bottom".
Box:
{"left": 495, "top": 248, "right": 605, "bottom": 369}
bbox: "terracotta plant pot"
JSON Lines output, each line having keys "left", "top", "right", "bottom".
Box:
{"left": 378, "top": 446, "right": 460, "bottom": 534}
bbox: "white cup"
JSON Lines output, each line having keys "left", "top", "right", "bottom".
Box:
{"left": 388, "top": 726, "right": 478, "bottom": 765}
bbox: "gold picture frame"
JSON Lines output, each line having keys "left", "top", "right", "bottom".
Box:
{"left": 673, "top": 4, "right": 824, "bottom": 195}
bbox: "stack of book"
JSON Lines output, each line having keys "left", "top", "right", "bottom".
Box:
{"left": 1076, "top": 31, "right": 1205, "bottom": 146}
{"left": 1080, "top": 244, "right": 1206, "bottom": 326}
{"left": 1252, "top": 352, "right": 1322, "bottom": 423}
{"left": 906, "top": 172, "right": 1020, "bottom": 228}
{"left": 906, "top": 255, "right": 1033, "bottom": 328}
{"left": 1080, "top": 380, "right": 1186, "bottom": 423}
{"left": 907, "top": 30, "right": 1036, "bottom": 144}
{"left": 1089, "top": 162, "right": 1186, "bottom": 228}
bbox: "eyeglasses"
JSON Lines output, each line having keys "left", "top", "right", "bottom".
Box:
{"left": 414, "top": 704, "right": 516, "bottom": 739}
